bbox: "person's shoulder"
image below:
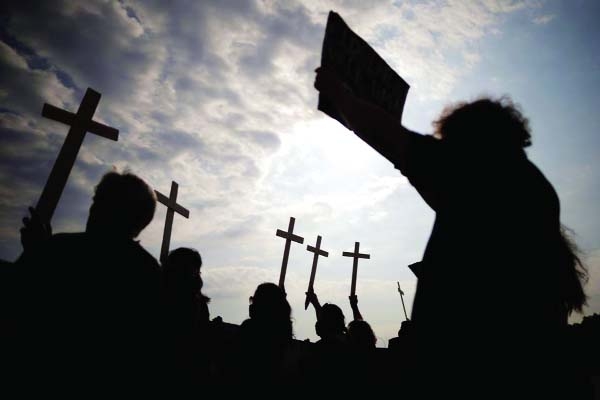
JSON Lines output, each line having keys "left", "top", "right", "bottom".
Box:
{"left": 34, "top": 232, "right": 88, "bottom": 254}
{"left": 15, "top": 232, "right": 87, "bottom": 269}
{"left": 129, "top": 241, "right": 160, "bottom": 269}
{"left": 240, "top": 318, "right": 254, "bottom": 330}
{"left": 405, "top": 132, "right": 439, "bottom": 149}
{"left": 521, "top": 158, "right": 559, "bottom": 198}
{"left": 523, "top": 158, "right": 552, "bottom": 183}
{"left": 395, "top": 133, "right": 442, "bottom": 171}
{"left": 235, "top": 319, "right": 257, "bottom": 343}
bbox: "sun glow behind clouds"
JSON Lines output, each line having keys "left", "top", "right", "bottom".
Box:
{"left": 290, "top": 118, "right": 383, "bottom": 170}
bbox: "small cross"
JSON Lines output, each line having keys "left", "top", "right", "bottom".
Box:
{"left": 397, "top": 281, "right": 409, "bottom": 321}
{"left": 305, "top": 235, "right": 329, "bottom": 309}
{"left": 276, "top": 217, "right": 304, "bottom": 292}
{"left": 342, "top": 241, "right": 370, "bottom": 296}
{"left": 155, "top": 181, "right": 190, "bottom": 264}
{"left": 37, "top": 88, "right": 119, "bottom": 223}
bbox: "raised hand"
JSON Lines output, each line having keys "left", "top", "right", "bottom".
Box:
{"left": 349, "top": 294, "right": 358, "bottom": 309}
{"left": 305, "top": 289, "right": 320, "bottom": 307}
{"left": 314, "top": 66, "right": 352, "bottom": 106}
{"left": 349, "top": 294, "right": 363, "bottom": 321}
{"left": 305, "top": 289, "right": 322, "bottom": 317}
{"left": 20, "top": 206, "right": 52, "bottom": 251}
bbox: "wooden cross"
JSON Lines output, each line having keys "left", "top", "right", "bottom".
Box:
{"left": 155, "top": 181, "right": 190, "bottom": 264}
{"left": 304, "top": 235, "right": 329, "bottom": 309}
{"left": 342, "top": 241, "right": 370, "bottom": 296}
{"left": 397, "top": 281, "right": 409, "bottom": 321}
{"left": 37, "top": 88, "right": 119, "bottom": 223}
{"left": 276, "top": 217, "right": 304, "bottom": 292}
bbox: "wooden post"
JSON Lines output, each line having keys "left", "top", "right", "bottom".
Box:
{"left": 397, "top": 281, "right": 409, "bottom": 321}
{"left": 276, "top": 217, "right": 304, "bottom": 292}
{"left": 342, "top": 241, "right": 370, "bottom": 296}
{"left": 305, "top": 235, "right": 329, "bottom": 309}
{"left": 37, "top": 88, "right": 119, "bottom": 223}
{"left": 155, "top": 181, "right": 189, "bottom": 264}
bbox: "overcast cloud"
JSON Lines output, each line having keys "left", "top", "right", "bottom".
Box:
{"left": 1, "top": 0, "right": 598, "bottom": 343}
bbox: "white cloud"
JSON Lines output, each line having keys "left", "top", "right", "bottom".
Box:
{"left": 0, "top": 42, "right": 75, "bottom": 113}
{"left": 532, "top": 14, "right": 555, "bottom": 25}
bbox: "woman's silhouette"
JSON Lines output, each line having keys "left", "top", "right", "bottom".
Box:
{"left": 162, "top": 247, "right": 211, "bottom": 387}
{"left": 228, "top": 282, "right": 296, "bottom": 384}
{"left": 314, "top": 68, "right": 588, "bottom": 395}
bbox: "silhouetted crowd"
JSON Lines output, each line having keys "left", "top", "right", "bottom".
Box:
{"left": 1, "top": 91, "right": 599, "bottom": 396}
{"left": 0, "top": 168, "right": 597, "bottom": 395}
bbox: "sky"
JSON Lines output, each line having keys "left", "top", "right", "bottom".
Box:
{"left": 0, "top": 0, "right": 599, "bottom": 346}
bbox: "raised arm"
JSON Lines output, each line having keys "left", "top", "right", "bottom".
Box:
{"left": 314, "top": 67, "right": 418, "bottom": 166}
{"left": 305, "top": 290, "right": 322, "bottom": 320}
{"left": 349, "top": 294, "right": 363, "bottom": 321}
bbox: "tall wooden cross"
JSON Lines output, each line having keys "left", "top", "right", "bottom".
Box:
{"left": 342, "top": 241, "right": 370, "bottom": 296}
{"left": 155, "top": 181, "right": 190, "bottom": 264}
{"left": 276, "top": 217, "right": 304, "bottom": 292}
{"left": 397, "top": 281, "right": 409, "bottom": 321}
{"left": 37, "top": 88, "right": 119, "bottom": 223}
{"left": 305, "top": 235, "right": 329, "bottom": 309}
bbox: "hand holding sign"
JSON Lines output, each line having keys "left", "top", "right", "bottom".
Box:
{"left": 317, "top": 11, "right": 409, "bottom": 128}
{"left": 314, "top": 67, "right": 349, "bottom": 102}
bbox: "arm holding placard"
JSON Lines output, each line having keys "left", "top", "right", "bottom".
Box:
{"left": 314, "top": 67, "right": 418, "bottom": 167}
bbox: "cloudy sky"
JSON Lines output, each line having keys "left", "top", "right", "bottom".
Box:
{"left": 1, "top": 0, "right": 599, "bottom": 345}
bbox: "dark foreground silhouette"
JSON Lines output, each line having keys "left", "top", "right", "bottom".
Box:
{"left": 11, "top": 172, "right": 163, "bottom": 390}
{"left": 314, "top": 66, "right": 591, "bottom": 396}
{"left": 162, "top": 247, "right": 211, "bottom": 389}
{"left": 2, "top": 93, "right": 597, "bottom": 393}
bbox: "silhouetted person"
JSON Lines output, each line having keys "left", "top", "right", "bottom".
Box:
{"left": 387, "top": 319, "right": 417, "bottom": 381}
{"left": 396, "top": 319, "right": 415, "bottom": 345}
{"left": 314, "top": 68, "right": 588, "bottom": 396}
{"left": 347, "top": 319, "right": 376, "bottom": 349}
{"left": 228, "top": 282, "right": 297, "bottom": 384}
{"left": 346, "top": 295, "right": 375, "bottom": 348}
{"left": 305, "top": 291, "right": 347, "bottom": 343}
{"left": 302, "top": 291, "right": 351, "bottom": 384}
{"left": 346, "top": 295, "right": 381, "bottom": 383}
{"left": 162, "top": 247, "right": 211, "bottom": 388}
{"left": 14, "top": 171, "right": 163, "bottom": 390}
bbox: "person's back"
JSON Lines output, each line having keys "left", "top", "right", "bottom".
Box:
{"left": 395, "top": 99, "right": 588, "bottom": 396}
{"left": 14, "top": 171, "right": 163, "bottom": 390}
{"left": 301, "top": 302, "right": 351, "bottom": 385}
{"left": 229, "top": 282, "right": 296, "bottom": 384}
{"left": 162, "top": 247, "right": 211, "bottom": 388}
{"left": 312, "top": 70, "right": 590, "bottom": 395}
{"left": 412, "top": 158, "right": 561, "bottom": 339}
{"left": 406, "top": 101, "right": 577, "bottom": 335}
{"left": 346, "top": 319, "right": 379, "bottom": 384}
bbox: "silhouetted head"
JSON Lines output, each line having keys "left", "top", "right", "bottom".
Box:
{"left": 315, "top": 303, "right": 347, "bottom": 339}
{"left": 163, "top": 247, "right": 207, "bottom": 300}
{"left": 398, "top": 319, "right": 413, "bottom": 335}
{"left": 86, "top": 171, "right": 156, "bottom": 239}
{"left": 249, "top": 282, "right": 293, "bottom": 340}
{"left": 347, "top": 319, "right": 376, "bottom": 349}
{"left": 434, "top": 97, "right": 531, "bottom": 153}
